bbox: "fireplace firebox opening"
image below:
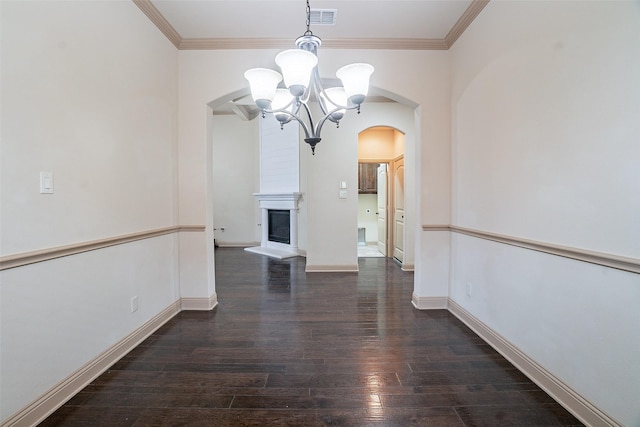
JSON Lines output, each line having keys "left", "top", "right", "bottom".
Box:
{"left": 268, "top": 209, "right": 290, "bottom": 244}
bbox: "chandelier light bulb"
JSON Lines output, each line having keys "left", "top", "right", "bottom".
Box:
{"left": 244, "top": 68, "right": 283, "bottom": 110}
{"left": 336, "top": 63, "right": 374, "bottom": 105}
{"left": 275, "top": 49, "right": 318, "bottom": 97}
{"left": 323, "top": 87, "right": 347, "bottom": 123}
{"left": 271, "top": 89, "right": 295, "bottom": 124}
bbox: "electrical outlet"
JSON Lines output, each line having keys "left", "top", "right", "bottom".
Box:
{"left": 465, "top": 282, "right": 472, "bottom": 297}
{"left": 131, "top": 296, "right": 139, "bottom": 313}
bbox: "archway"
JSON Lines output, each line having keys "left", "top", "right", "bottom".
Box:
{"left": 357, "top": 126, "right": 406, "bottom": 262}
{"left": 205, "top": 85, "right": 421, "bottom": 279}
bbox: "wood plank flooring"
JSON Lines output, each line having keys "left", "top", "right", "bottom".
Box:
{"left": 40, "top": 248, "right": 584, "bottom": 426}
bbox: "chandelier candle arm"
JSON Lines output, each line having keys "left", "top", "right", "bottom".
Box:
{"left": 321, "top": 87, "right": 347, "bottom": 123}
{"left": 283, "top": 102, "right": 314, "bottom": 141}
{"left": 243, "top": 0, "right": 374, "bottom": 154}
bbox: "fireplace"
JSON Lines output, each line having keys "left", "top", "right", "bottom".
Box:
{"left": 268, "top": 210, "right": 290, "bottom": 244}
{"left": 245, "top": 192, "right": 301, "bottom": 259}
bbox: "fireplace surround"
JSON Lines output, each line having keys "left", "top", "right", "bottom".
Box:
{"left": 244, "top": 192, "right": 301, "bottom": 259}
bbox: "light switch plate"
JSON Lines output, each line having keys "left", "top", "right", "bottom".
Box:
{"left": 40, "top": 172, "right": 53, "bottom": 194}
{"left": 339, "top": 190, "right": 347, "bottom": 199}
{"left": 339, "top": 181, "right": 347, "bottom": 189}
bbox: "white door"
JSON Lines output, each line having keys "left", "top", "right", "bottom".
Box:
{"left": 376, "top": 164, "right": 387, "bottom": 255}
{"left": 393, "top": 158, "right": 405, "bottom": 262}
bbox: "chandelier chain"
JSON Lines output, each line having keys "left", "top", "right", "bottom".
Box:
{"left": 304, "top": 0, "right": 312, "bottom": 36}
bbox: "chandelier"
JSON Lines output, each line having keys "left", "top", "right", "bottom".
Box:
{"left": 244, "top": 0, "right": 374, "bottom": 155}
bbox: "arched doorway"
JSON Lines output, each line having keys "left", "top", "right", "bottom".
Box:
{"left": 357, "top": 126, "right": 406, "bottom": 262}
{"left": 206, "top": 87, "right": 419, "bottom": 273}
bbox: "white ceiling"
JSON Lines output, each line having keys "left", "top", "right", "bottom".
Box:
{"left": 144, "top": 0, "right": 481, "bottom": 115}
{"left": 150, "top": 0, "right": 474, "bottom": 41}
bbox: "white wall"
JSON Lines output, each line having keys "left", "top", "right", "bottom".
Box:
{"left": 300, "top": 100, "right": 418, "bottom": 269}
{"left": 0, "top": 1, "right": 179, "bottom": 422}
{"left": 1, "top": 2, "right": 178, "bottom": 254}
{"left": 358, "top": 194, "right": 378, "bottom": 243}
{"left": 0, "top": 237, "right": 179, "bottom": 421}
{"left": 449, "top": 1, "right": 640, "bottom": 425}
{"left": 212, "top": 114, "right": 259, "bottom": 245}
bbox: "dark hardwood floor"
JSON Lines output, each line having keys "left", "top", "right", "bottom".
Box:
{"left": 41, "top": 248, "right": 583, "bottom": 426}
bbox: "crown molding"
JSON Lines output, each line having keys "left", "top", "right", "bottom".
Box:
{"left": 133, "top": 0, "right": 488, "bottom": 51}
{"left": 179, "top": 38, "right": 293, "bottom": 50}
{"left": 132, "top": 0, "right": 181, "bottom": 48}
{"left": 176, "top": 35, "right": 452, "bottom": 51}
{"left": 322, "top": 38, "right": 449, "bottom": 51}
{"left": 180, "top": 37, "right": 448, "bottom": 51}
{"left": 445, "top": 0, "right": 490, "bottom": 48}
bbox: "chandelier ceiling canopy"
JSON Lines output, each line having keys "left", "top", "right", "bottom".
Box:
{"left": 244, "top": 0, "right": 374, "bottom": 154}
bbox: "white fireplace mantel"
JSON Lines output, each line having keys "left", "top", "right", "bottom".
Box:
{"left": 253, "top": 192, "right": 301, "bottom": 209}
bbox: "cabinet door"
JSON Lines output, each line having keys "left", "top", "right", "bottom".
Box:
{"left": 358, "top": 163, "right": 378, "bottom": 194}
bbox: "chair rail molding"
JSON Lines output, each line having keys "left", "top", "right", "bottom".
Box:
{"left": 422, "top": 224, "right": 639, "bottom": 274}
{"left": 0, "top": 225, "right": 206, "bottom": 271}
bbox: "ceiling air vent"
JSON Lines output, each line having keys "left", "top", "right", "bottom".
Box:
{"left": 310, "top": 9, "right": 337, "bottom": 25}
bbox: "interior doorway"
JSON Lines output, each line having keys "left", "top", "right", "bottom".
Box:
{"left": 357, "top": 126, "right": 405, "bottom": 260}
{"left": 357, "top": 162, "right": 386, "bottom": 258}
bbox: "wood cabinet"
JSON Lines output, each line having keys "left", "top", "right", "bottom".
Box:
{"left": 358, "top": 163, "right": 378, "bottom": 194}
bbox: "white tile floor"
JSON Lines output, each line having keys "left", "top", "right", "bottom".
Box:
{"left": 357, "top": 244, "right": 385, "bottom": 258}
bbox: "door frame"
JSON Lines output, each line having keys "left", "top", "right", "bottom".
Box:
{"left": 357, "top": 155, "right": 404, "bottom": 258}
{"left": 390, "top": 155, "right": 405, "bottom": 262}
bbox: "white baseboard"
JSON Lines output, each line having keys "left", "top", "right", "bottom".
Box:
{"left": 305, "top": 264, "right": 359, "bottom": 273}
{"left": 401, "top": 263, "right": 415, "bottom": 271}
{"left": 447, "top": 299, "right": 622, "bottom": 427}
{"left": 181, "top": 293, "right": 218, "bottom": 311}
{"left": 216, "top": 241, "right": 258, "bottom": 247}
{"left": 2, "top": 301, "right": 182, "bottom": 427}
{"left": 411, "top": 293, "right": 448, "bottom": 309}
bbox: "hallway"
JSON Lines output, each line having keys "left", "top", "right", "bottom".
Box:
{"left": 41, "top": 248, "right": 582, "bottom": 426}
